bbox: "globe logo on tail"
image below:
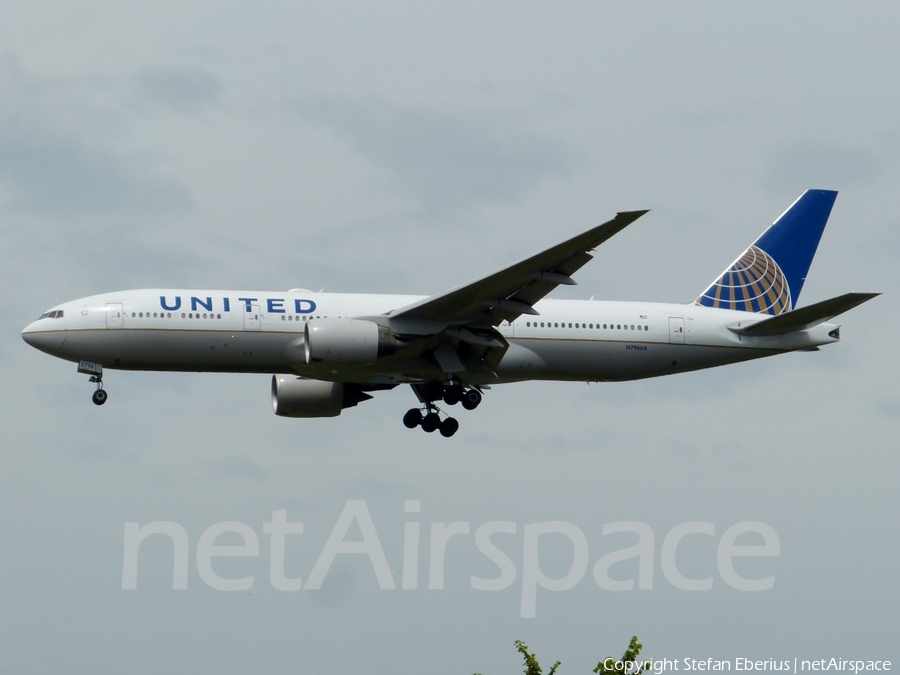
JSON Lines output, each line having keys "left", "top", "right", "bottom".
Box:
{"left": 696, "top": 245, "right": 791, "bottom": 315}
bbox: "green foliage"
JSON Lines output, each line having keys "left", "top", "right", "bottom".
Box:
{"left": 475, "top": 635, "right": 644, "bottom": 675}
{"left": 594, "top": 637, "right": 648, "bottom": 675}
{"left": 513, "top": 639, "right": 561, "bottom": 675}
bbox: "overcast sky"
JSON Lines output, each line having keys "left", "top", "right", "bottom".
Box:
{"left": 2, "top": 3, "right": 898, "bottom": 674}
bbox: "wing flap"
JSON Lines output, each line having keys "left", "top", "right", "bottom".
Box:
{"left": 728, "top": 292, "right": 879, "bottom": 337}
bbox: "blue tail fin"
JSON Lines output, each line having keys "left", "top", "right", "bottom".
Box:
{"left": 695, "top": 189, "right": 837, "bottom": 315}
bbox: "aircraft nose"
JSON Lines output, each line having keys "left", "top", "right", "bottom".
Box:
{"left": 21, "top": 322, "right": 58, "bottom": 352}
{"left": 21, "top": 321, "right": 39, "bottom": 346}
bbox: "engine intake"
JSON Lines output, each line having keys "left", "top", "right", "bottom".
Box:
{"left": 304, "top": 318, "right": 397, "bottom": 365}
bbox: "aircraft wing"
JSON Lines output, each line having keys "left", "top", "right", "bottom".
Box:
{"left": 728, "top": 292, "right": 880, "bottom": 337}
{"left": 388, "top": 210, "right": 649, "bottom": 326}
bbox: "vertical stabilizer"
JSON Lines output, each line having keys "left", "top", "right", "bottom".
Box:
{"left": 695, "top": 189, "right": 837, "bottom": 315}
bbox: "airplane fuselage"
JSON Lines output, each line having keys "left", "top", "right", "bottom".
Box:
{"left": 21, "top": 289, "right": 840, "bottom": 386}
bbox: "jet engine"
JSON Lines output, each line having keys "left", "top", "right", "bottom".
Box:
{"left": 271, "top": 375, "right": 381, "bottom": 418}
{"left": 271, "top": 376, "right": 344, "bottom": 417}
{"left": 304, "top": 318, "right": 398, "bottom": 365}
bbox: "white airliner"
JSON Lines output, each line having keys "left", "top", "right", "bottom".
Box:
{"left": 22, "top": 189, "right": 876, "bottom": 437}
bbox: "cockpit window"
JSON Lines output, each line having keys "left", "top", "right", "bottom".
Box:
{"left": 38, "top": 310, "right": 64, "bottom": 320}
{"left": 39, "top": 312, "right": 51, "bottom": 320}
{"left": 54, "top": 310, "right": 63, "bottom": 318}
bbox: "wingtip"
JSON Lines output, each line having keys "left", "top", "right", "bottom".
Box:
{"left": 615, "top": 209, "right": 651, "bottom": 219}
{"left": 848, "top": 291, "right": 881, "bottom": 301}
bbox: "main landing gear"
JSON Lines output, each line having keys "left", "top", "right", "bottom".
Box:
{"left": 78, "top": 360, "right": 108, "bottom": 406}
{"left": 403, "top": 382, "right": 483, "bottom": 437}
{"left": 402, "top": 406, "right": 459, "bottom": 437}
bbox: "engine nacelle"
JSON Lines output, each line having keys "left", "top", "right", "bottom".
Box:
{"left": 304, "top": 318, "right": 397, "bottom": 365}
{"left": 271, "top": 375, "right": 344, "bottom": 417}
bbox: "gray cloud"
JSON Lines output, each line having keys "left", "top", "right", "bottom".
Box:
{"left": 764, "top": 141, "right": 890, "bottom": 193}
{"left": 0, "top": 56, "right": 200, "bottom": 291}
{"left": 200, "top": 455, "right": 269, "bottom": 481}
{"left": 133, "top": 66, "right": 222, "bottom": 113}
{"left": 291, "top": 97, "right": 581, "bottom": 215}
{"left": 0, "top": 118, "right": 192, "bottom": 217}
{"left": 875, "top": 399, "right": 900, "bottom": 418}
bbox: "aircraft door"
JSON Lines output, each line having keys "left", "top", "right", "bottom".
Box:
{"left": 668, "top": 317, "right": 685, "bottom": 344}
{"left": 244, "top": 304, "right": 261, "bottom": 331}
{"left": 106, "top": 303, "right": 123, "bottom": 329}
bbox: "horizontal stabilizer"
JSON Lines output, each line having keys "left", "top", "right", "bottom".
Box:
{"left": 728, "top": 292, "right": 880, "bottom": 337}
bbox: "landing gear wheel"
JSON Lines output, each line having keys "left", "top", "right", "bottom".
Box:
{"left": 439, "top": 417, "right": 459, "bottom": 437}
{"left": 421, "top": 412, "right": 441, "bottom": 433}
{"left": 443, "top": 384, "right": 463, "bottom": 406}
{"left": 92, "top": 389, "right": 108, "bottom": 406}
{"left": 461, "top": 389, "right": 482, "bottom": 410}
{"left": 403, "top": 408, "right": 423, "bottom": 429}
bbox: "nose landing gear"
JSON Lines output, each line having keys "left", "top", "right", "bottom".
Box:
{"left": 91, "top": 384, "right": 108, "bottom": 406}
{"left": 78, "top": 360, "right": 108, "bottom": 406}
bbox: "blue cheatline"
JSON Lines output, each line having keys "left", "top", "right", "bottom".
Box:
{"left": 695, "top": 189, "right": 838, "bottom": 315}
